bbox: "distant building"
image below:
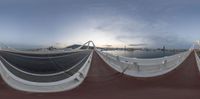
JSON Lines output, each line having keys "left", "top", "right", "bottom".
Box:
{"left": 161, "top": 46, "right": 166, "bottom": 51}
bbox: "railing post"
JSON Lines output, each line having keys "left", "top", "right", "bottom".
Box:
{"left": 78, "top": 72, "right": 84, "bottom": 79}
{"left": 116, "top": 56, "right": 120, "bottom": 61}
{"left": 178, "top": 55, "right": 181, "bottom": 63}
{"left": 134, "top": 62, "right": 140, "bottom": 72}
{"left": 162, "top": 59, "right": 167, "bottom": 69}
{"left": 122, "top": 64, "right": 130, "bottom": 74}
{"left": 105, "top": 53, "right": 110, "bottom": 63}
{"left": 74, "top": 72, "right": 84, "bottom": 82}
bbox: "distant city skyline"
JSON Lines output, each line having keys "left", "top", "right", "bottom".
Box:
{"left": 0, "top": 0, "right": 200, "bottom": 49}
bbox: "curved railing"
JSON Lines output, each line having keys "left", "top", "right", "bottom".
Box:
{"left": 96, "top": 49, "right": 191, "bottom": 77}
{"left": 0, "top": 50, "right": 93, "bottom": 92}
{"left": 194, "top": 51, "right": 200, "bottom": 71}
{"left": 0, "top": 54, "right": 89, "bottom": 82}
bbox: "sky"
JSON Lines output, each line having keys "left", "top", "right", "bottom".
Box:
{"left": 0, "top": 0, "right": 200, "bottom": 49}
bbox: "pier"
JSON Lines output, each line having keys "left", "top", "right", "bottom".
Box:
{"left": 1, "top": 50, "right": 200, "bottom": 99}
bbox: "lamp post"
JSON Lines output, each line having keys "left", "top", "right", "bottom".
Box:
{"left": 197, "top": 40, "right": 200, "bottom": 50}
{"left": 192, "top": 40, "right": 200, "bottom": 50}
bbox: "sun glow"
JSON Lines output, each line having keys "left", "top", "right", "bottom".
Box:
{"left": 76, "top": 29, "right": 123, "bottom": 47}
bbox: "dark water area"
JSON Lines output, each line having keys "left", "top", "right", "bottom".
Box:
{"left": 104, "top": 50, "right": 185, "bottom": 59}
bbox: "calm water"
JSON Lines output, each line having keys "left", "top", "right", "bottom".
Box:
{"left": 104, "top": 50, "right": 184, "bottom": 59}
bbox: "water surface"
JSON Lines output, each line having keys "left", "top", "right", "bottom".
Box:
{"left": 104, "top": 50, "right": 184, "bottom": 59}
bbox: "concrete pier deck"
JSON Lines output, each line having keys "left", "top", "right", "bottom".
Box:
{"left": 1, "top": 50, "right": 200, "bottom": 99}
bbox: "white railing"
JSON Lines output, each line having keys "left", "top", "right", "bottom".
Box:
{"left": 0, "top": 51, "right": 93, "bottom": 93}
{"left": 96, "top": 49, "right": 191, "bottom": 77}
{"left": 195, "top": 51, "right": 200, "bottom": 72}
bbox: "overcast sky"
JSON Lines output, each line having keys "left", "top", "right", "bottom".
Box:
{"left": 0, "top": 0, "right": 200, "bottom": 49}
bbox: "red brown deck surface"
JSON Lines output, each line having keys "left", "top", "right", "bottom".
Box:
{"left": 1, "top": 50, "right": 200, "bottom": 99}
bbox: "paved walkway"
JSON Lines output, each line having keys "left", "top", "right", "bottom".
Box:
{"left": 1, "top": 50, "right": 200, "bottom": 99}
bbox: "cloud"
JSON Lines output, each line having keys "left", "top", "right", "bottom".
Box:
{"left": 0, "top": 0, "right": 197, "bottom": 49}
{"left": 92, "top": 15, "right": 191, "bottom": 48}
{"left": 128, "top": 43, "right": 147, "bottom": 47}
{"left": 116, "top": 34, "right": 191, "bottom": 48}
